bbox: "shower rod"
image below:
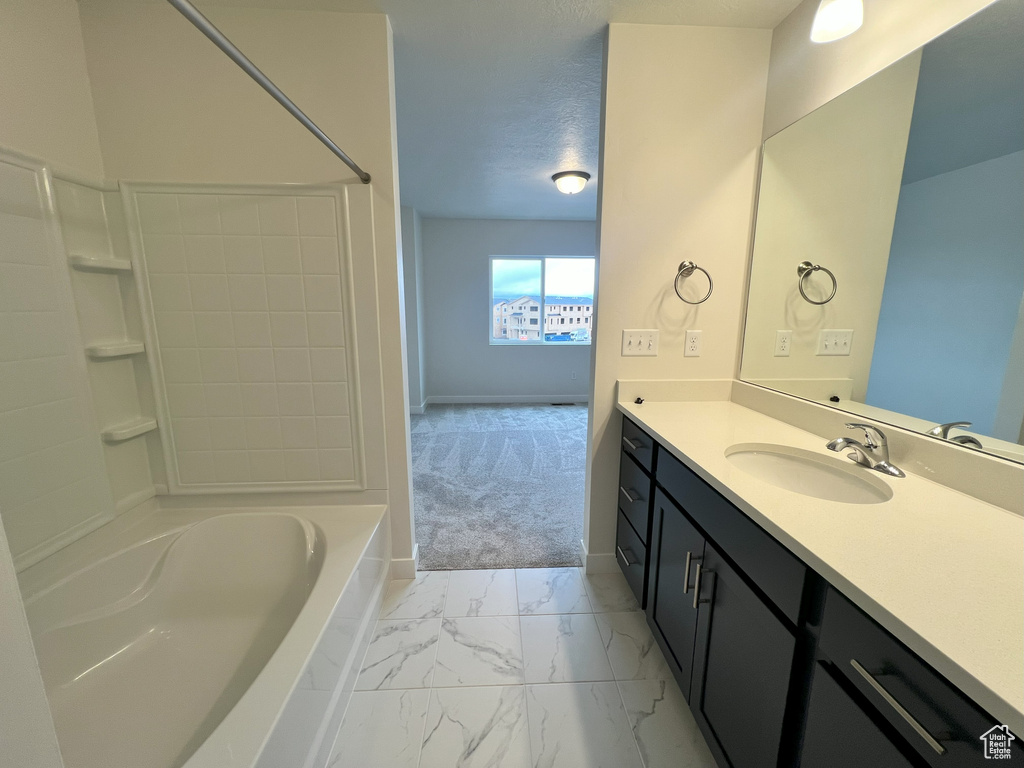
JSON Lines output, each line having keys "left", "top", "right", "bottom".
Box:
{"left": 166, "top": 0, "right": 372, "bottom": 184}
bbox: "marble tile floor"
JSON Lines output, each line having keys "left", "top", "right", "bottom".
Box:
{"left": 328, "top": 567, "right": 716, "bottom": 768}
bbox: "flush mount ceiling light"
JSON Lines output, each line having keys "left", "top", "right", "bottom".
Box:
{"left": 811, "top": 0, "right": 864, "bottom": 43}
{"left": 552, "top": 171, "right": 590, "bottom": 195}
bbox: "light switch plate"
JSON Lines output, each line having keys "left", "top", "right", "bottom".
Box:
{"left": 817, "top": 329, "right": 854, "bottom": 356}
{"left": 622, "top": 329, "right": 659, "bottom": 356}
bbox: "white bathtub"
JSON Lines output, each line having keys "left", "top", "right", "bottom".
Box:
{"left": 20, "top": 503, "right": 389, "bottom": 768}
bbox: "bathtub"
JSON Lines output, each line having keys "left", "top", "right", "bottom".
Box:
{"left": 20, "top": 503, "right": 389, "bottom": 768}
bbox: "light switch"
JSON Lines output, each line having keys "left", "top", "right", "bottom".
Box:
{"left": 817, "top": 329, "right": 854, "bottom": 356}
{"left": 621, "top": 330, "right": 659, "bottom": 356}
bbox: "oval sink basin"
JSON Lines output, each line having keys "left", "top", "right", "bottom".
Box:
{"left": 725, "top": 443, "right": 893, "bottom": 504}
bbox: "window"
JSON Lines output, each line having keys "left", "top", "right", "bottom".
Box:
{"left": 491, "top": 257, "right": 594, "bottom": 344}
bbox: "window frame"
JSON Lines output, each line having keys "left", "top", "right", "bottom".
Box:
{"left": 488, "top": 256, "right": 594, "bottom": 346}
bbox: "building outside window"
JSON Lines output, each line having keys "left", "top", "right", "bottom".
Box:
{"left": 490, "top": 257, "right": 595, "bottom": 344}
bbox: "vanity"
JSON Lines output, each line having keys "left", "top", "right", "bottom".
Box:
{"left": 614, "top": 400, "right": 1023, "bottom": 768}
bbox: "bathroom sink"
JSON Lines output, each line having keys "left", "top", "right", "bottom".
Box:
{"left": 725, "top": 443, "right": 893, "bottom": 504}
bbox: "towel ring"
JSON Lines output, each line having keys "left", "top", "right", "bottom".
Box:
{"left": 674, "top": 261, "right": 713, "bottom": 305}
{"left": 797, "top": 261, "right": 837, "bottom": 305}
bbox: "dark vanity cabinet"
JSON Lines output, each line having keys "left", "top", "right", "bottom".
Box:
{"left": 615, "top": 418, "right": 656, "bottom": 606}
{"left": 615, "top": 414, "right": 1019, "bottom": 768}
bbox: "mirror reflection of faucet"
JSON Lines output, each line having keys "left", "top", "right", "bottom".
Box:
{"left": 927, "top": 421, "right": 984, "bottom": 450}
{"left": 826, "top": 423, "right": 906, "bottom": 478}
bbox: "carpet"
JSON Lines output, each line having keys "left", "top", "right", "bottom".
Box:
{"left": 410, "top": 403, "right": 588, "bottom": 570}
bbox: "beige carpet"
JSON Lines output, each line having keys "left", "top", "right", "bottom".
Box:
{"left": 410, "top": 403, "right": 587, "bottom": 570}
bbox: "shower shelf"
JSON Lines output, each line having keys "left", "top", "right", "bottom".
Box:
{"left": 86, "top": 341, "right": 146, "bottom": 360}
{"left": 102, "top": 417, "right": 158, "bottom": 444}
{"left": 69, "top": 254, "right": 133, "bottom": 273}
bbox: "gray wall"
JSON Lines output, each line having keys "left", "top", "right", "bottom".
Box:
{"left": 421, "top": 218, "right": 596, "bottom": 402}
{"left": 867, "top": 150, "right": 1024, "bottom": 438}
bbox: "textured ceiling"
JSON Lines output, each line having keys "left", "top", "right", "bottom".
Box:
{"left": 179, "top": 0, "right": 807, "bottom": 219}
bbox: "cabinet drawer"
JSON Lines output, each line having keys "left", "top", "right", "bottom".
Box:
{"left": 616, "top": 511, "right": 646, "bottom": 605}
{"left": 819, "top": 588, "right": 1019, "bottom": 767}
{"left": 657, "top": 448, "right": 806, "bottom": 624}
{"left": 802, "top": 662, "right": 916, "bottom": 768}
{"left": 618, "top": 451, "right": 651, "bottom": 542}
{"left": 621, "top": 417, "right": 655, "bottom": 472}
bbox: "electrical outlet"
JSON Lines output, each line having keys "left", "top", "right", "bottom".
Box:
{"left": 571, "top": 370, "right": 577, "bottom": 380}
{"left": 774, "top": 330, "right": 793, "bottom": 357}
{"left": 816, "top": 329, "right": 854, "bottom": 356}
{"left": 621, "top": 330, "right": 659, "bottom": 356}
{"left": 684, "top": 330, "right": 702, "bottom": 357}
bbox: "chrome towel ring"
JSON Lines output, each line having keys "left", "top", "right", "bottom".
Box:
{"left": 797, "top": 261, "right": 837, "bottom": 305}
{"left": 674, "top": 261, "right": 713, "bottom": 305}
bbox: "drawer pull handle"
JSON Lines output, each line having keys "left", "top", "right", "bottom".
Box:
{"left": 617, "top": 546, "right": 637, "bottom": 567}
{"left": 619, "top": 486, "right": 640, "bottom": 504}
{"left": 692, "top": 563, "right": 713, "bottom": 609}
{"left": 622, "top": 436, "right": 641, "bottom": 451}
{"left": 850, "top": 660, "right": 947, "bottom": 756}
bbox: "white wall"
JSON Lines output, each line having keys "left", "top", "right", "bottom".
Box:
{"left": 77, "top": 1, "right": 416, "bottom": 566}
{"left": 587, "top": 24, "right": 772, "bottom": 564}
{"left": 764, "top": 0, "right": 997, "bottom": 138}
{"left": 741, "top": 53, "right": 920, "bottom": 401}
{"left": 0, "top": 516, "right": 63, "bottom": 768}
{"left": 0, "top": 0, "right": 104, "bottom": 179}
{"left": 420, "top": 218, "right": 596, "bottom": 402}
{"left": 401, "top": 207, "right": 426, "bottom": 410}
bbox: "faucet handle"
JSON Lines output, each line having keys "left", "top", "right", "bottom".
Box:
{"left": 845, "top": 422, "right": 886, "bottom": 449}
{"left": 926, "top": 421, "right": 972, "bottom": 439}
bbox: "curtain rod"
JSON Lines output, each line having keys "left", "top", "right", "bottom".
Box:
{"left": 166, "top": 0, "right": 372, "bottom": 184}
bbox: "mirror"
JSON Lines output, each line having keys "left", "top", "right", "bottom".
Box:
{"left": 740, "top": 0, "right": 1024, "bottom": 463}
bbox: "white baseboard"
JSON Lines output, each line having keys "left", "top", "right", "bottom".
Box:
{"left": 391, "top": 542, "right": 419, "bottom": 579}
{"left": 409, "top": 404, "right": 426, "bottom": 415}
{"left": 580, "top": 538, "right": 620, "bottom": 574}
{"left": 425, "top": 394, "right": 589, "bottom": 406}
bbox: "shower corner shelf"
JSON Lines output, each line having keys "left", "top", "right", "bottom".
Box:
{"left": 86, "top": 341, "right": 146, "bottom": 360}
{"left": 69, "top": 254, "right": 133, "bottom": 273}
{"left": 102, "top": 417, "right": 158, "bottom": 444}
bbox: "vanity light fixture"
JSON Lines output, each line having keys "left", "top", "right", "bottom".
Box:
{"left": 810, "top": 0, "right": 864, "bottom": 43}
{"left": 552, "top": 171, "right": 590, "bottom": 195}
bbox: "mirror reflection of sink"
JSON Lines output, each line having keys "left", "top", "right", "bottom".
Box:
{"left": 725, "top": 443, "right": 893, "bottom": 504}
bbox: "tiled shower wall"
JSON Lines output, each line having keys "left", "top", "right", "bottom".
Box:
{"left": 0, "top": 156, "right": 114, "bottom": 568}
{"left": 131, "top": 188, "right": 364, "bottom": 491}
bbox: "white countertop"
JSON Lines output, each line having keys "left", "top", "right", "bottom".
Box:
{"left": 617, "top": 398, "right": 1024, "bottom": 734}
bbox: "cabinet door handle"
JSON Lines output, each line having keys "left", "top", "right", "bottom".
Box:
{"left": 692, "top": 563, "right": 713, "bottom": 609}
{"left": 850, "top": 660, "right": 948, "bottom": 756}
{"left": 617, "top": 546, "right": 637, "bottom": 567}
{"left": 683, "top": 550, "right": 702, "bottom": 594}
{"left": 619, "top": 486, "right": 640, "bottom": 504}
{"left": 622, "top": 436, "right": 641, "bottom": 451}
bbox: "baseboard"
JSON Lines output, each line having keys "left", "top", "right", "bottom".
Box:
{"left": 391, "top": 542, "right": 419, "bottom": 579}
{"left": 580, "top": 538, "right": 620, "bottom": 574}
{"left": 425, "top": 394, "right": 590, "bottom": 406}
{"left": 409, "top": 404, "right": 426, "bottom": 415}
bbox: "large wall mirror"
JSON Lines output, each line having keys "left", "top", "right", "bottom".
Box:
{"left": 740, "top": 0, "right": 1024, "bottom": 463}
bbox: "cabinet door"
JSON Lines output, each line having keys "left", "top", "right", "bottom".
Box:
{"left": 649, "top": 488, "right": 705, "bottom": 699}
{"left": 691, "top": 543, "right": 796, "bottom": 768}
{"left": 801, "top": 662, "right": 916, "bottom": 768}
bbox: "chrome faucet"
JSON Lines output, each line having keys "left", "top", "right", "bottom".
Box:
{"left": 826, "top": 423, "right": 905, "bottom": 478}
{"left": 927, "top": 421, "right": 984, "bottom": 449}
{"left": 927, "top": 421, "right": 972, "bottom": 439}
{"left": 950, "top": 434, "right": 984, "bottom": 449}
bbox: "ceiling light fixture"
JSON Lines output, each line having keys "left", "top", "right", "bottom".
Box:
{"left": 810, "top": 0, "right": 864, "bottom": 43}
{"left": 552, "top": 171, "right": 590, "bottom": 195}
